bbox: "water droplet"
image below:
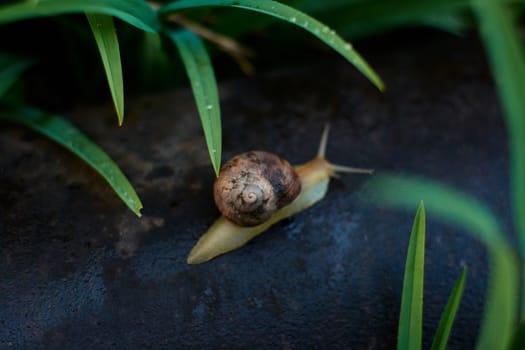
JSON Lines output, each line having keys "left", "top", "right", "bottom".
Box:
{"left": 322, "top": 26, "right": 330, "bottom": 34}
{"left": 329, "top": 29, "right": 335, "bottom": 35}
{"left": 290, "top": 16, "right": 297, "bottom": 23}
{"left": 344, "top": 43, "right": 352, "bottom": 51}
{"left": 206, "top": 104, "right": 213, "bottom": 110}
{"left": 271, "top": 4, "right": 275, "bottom": 10}
{"left": 211, "top": 149, "right": 217, "bottom": 153}
{"left": 303, "top": 21, "right": 309, "bottom": 28}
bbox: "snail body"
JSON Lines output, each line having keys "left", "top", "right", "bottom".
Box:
{"left": 187, "top": 126, "right": 373, "bottom": 264}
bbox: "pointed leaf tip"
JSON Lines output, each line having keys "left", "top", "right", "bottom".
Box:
{"left": 168, "top": 29, "right": 222, "bottom": 176}
{"left": 87, "top": 13, "right": 125, "bottom": 126}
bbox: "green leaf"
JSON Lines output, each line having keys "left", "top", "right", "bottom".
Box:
{"left": 311, "top": 0, "right": 469, "bottom": 38}
{"left": 363, "top": 173, "right": 519, "bottom": 350}
{"left": 160, "top": 0, "right": 385, "bottom": 91}
{"left": 0, "top": 107, "right": 143, "bottom": 217}
{"left": 87, "top": 13, "right": 124, "bottom": 126}
{"left": 0, "top": 0, "right": 160, "bottom": 32}
{"left": 472, "top": 0, "right": 525, "bottom": 264}
{"left": 472, "top": 0, "right": 525, "bottom": 326}
{"left": 508, "top": 320, "right": 525, "bottom": 350}
{"left": 430, "top": 266, "right": 467, "bottom": 350}
{"left": 418, "top": 12, "right": 469, "bottom": 35}
{"left": 480, "top": 247, "right": 519, "bottom": 350}
{"left": 397, "top": 201, "right": 425, "bottom": 350}
{"left": 0, "top": 53, "right": 32, "bottom": 100}
{"left": 167, "top": 29, "right": 222, "bottom": 176}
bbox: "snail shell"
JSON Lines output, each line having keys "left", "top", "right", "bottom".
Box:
{"left": 213, "top": 151, "right": 301, "bottom": 226}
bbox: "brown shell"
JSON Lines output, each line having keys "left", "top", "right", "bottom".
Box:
{"left": 213, "top": 151, "right": 301, "bottom": 226}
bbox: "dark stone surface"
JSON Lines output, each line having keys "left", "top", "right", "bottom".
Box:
{"left": 0, "top": 31, "right": 509, "bottom": 349}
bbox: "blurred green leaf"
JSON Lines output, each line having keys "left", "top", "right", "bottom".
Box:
{"left": 365, "top": 174, "right": 505, "bottom": 247}
{"left": 363, "top": 173, "right": 519, "bottom": 350}
{"left": 0, "top": 107, "right": 143, "bottom": 216}
{"left": 167, "top": 29, "right": 222, "bottom": 176}
{"left": 472, "top": 0, "right": 525, "bottom": 263}
{"left": 430, "top": 266, "right": 467, "bottom": 350}
{"left": 418, "top": 12, "right": 469, "bottom": 35}
{"left": 160, "top": 0, "right": 385, "bottom": 91}
{"left": 480, "top": 248, "right": 519, "bottom": 350}
{"left": 397, "top": 201, "right": 425, "bottom": 350}
{"left": 0, "top": 0, "right": 160, "bottom": 32}
{"left": 87, "top": 13, "right": 124, "bottom": 126}
{"left": 309, "top": 0, "right": 469, "bottom": 38}
{"left": 0, "top": 53, "right": 32, "bottom": 100}
{"left": 472, "top": 0, "right": 525, "bottom": 327}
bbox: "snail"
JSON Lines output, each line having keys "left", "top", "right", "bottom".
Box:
{"left": 187, "top": 126, "right": 373, "bottom": 264}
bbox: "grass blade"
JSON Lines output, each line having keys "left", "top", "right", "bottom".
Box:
{"left": 397, "top": 201, "right": 425, "bottom": 350}
{"left": 168, "top": 29, "right": 222, "bottom": 176}
{"left": 160, "top": 0, "right": 385, "bottom": 91}
{"left": 363, "top": 173, "right": 519, "bottom": 350}
{"left": 430, "top": 266, "right": 467, "bottom": 350}
{"left": 0, "top": 0, "right": 160, "bottom": 32}
{"left": 0, "top": 53, "right": 32, "bottom": 100}
{"left": 87, "top": 13, "right": 124, "bottom": 126}
{"left": 1, "top": 107, "right": 143, "bottom": 217}
{"left": 472, "top": 0, "right": 525, "bottom": 264}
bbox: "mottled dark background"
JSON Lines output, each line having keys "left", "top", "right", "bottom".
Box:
{"left": 0, "top": 30, "right": 507, "bottom": 349}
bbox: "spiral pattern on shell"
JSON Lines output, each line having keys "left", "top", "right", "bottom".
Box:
{"left": 213, "top": 151, "right": 301, "bottom": 226}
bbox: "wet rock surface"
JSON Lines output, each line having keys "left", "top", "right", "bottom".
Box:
{"left": 0, "top": 32, "right": 508, "bottom": 349}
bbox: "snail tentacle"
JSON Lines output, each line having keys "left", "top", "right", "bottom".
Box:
{"left": 317, "top": 125, "right": 373, "bottom": 176}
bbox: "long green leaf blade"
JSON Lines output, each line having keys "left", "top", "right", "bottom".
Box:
{"left": 1, "top": 107, "right": 143, "bottom": 217}
{"left": 397, "top": 201, "right": 425, "bottom": 350}
{"left": 160, "top": 0, "right": 385, "bottom": 91}
{"left": 472, "top": 0, "right": 525, "bottom": 325}
{"left": 168, "top": 29, "right": 222, "bottom": 176}
{"left": 364, "top": 174, "right": 519, "bottom": 350}
{"left": 431, "top": 266, "right": 467, "bottom": 350}
{"left": 472, "top": 0, "right": 525, "bottom": 265}
{"left": 0, "top": 54, "right": 32, "bottom": 100}
{"left": 87, "top": 13, "right": 124, "bottom": 126}
{"left": 0, "top": 0, "right": 160, "bottom": 32}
